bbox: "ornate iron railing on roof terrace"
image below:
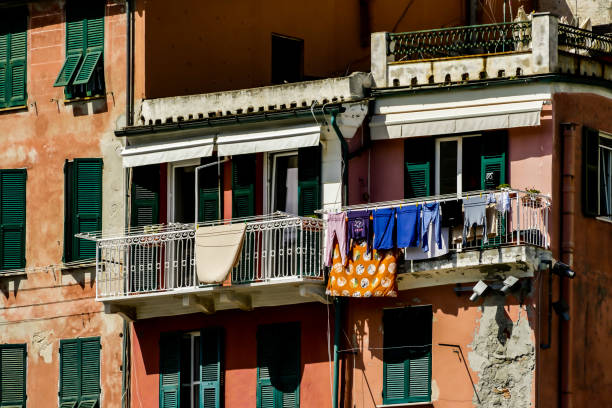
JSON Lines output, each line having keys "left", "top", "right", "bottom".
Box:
{"left": 387, "top": 21, "right": 532, "bottom": 62}
{"left": 558, "top": 24, "right": 612, "bottom": 57}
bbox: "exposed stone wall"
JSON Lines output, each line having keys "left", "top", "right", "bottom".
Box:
{"left": 469, "top": 294, "right": 536, "bottom": 408}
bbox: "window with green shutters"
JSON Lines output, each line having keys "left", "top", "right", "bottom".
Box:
{"left": 0, "top": 344, "right": 27, "bottom": 407}
{"left": 64, "top": 159, "right": 102, "bottom": 262}
{"left": 405, "top": 138, "right": 434, "bottom": 199}
{"left": 59, "top": 337, "right": 100, "bottom": 408}
{"left": 54, "top": 0, "right": 105, "bottom": 99}
{"left": 297, "top": 146, "right": 321, "bottom": 217}
{"left": 130, "top": 165, "right": 160, "bottom": 292}
{"left": 0, "top": 7, "right": 27, "bottom": 109}
{"left": 257, "top": 323, "right": 300, "bottom": 408}
{"left": 232, "top": 155, "right": 256, "bottom": 218}
{"left": 198, "top": 159, "right": 221, "bottom": 223}
{"left": 159, "top": 329, "right": 223, "bottom": 408}
{"left": 383, "top": 306, "right": 432, "bottom": 404}
{"left": 0, "top": 169, "right": 26, "bottom": 271}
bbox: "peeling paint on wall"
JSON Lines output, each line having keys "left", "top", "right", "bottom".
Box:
{"left": 32, "top": 330, "right": 54, "bottom": 364}
{"left": 469, "top": 295, "right": 535, "bottom": 407}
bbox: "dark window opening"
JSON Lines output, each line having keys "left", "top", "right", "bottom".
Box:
{"left": 271, "top": 34, "right": 304, "bottom": 85}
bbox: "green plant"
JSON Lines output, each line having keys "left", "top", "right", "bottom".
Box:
{"left": 526, "top": 187, "right": 541, "bottom": 194}
{"left": 497, "top": 183, "right": 511, "bottom": 189}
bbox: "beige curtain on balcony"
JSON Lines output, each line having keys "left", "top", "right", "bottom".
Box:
{"left": 195, "top": 223, "right": 247, "bottom": 284}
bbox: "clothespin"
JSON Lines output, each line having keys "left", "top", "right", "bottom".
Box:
{"left": 479, "top": 192, "right": 482, "bottom": 198}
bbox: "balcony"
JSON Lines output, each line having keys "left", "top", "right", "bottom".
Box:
{"left": 320, "top": 189, "right": 552, "bottom": 290}
{"left": 81, "top": 214, "right": 326, "bottom": 320}
{"left": 371, "top": 14, "right": 612, "bottom": 89}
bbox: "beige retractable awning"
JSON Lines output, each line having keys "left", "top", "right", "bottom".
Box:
{"left": 121, "top": 135, "right": 215, "bottom": 167}
{"left": 194, "top": 223, "right": 247, "bottom": 284}
{"left": 216, "top": 123, "right": 320, "bottom": 156}
{"left": 370, "top": 99, "right": 544, "bottom": 140}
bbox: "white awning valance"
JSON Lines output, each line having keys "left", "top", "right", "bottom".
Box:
{"left": 121, "top": 135, "right": 215, "bottom": 167}
{"left": 216, "top": 124, "right": 320, "bottom": 156}
{"left": 370, "top": 100, "right": 544, "bottom": 140}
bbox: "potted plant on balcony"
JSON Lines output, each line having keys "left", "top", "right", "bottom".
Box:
{"left": 521, "top": 187, "right": 543, "bottom": 208}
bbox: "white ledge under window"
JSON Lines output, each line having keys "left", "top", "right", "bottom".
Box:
{"left": 596, "top": 216, "right": 612, "bottom": 224}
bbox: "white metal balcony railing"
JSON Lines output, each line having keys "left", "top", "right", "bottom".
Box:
{"left": 80, "top": 213, "right": 324, "bottom": 299}
{"left": 318, "top": 188, "right": 551, "bottom": 252}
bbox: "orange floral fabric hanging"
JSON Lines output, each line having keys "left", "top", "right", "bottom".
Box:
{"left": 326, "top": 241, "right": 398, "bottom": 297}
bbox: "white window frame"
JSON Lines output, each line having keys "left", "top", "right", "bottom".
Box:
{"left": 269, "top": 151, "right": 298, "bottom": 214}
{"left": 167, "top": 159, "right": 201, "bottom": 222}
{"left": 435, "top": 136, "right": 462, "bottom": 196}
{"left": 435, "top": 134, "right": 485, "bottom": 196}
{"left": 598, "top": 132, "right": 612, "bottom": 220}
{"left": 180, "top": 331, "right": 202, "bottom": 408}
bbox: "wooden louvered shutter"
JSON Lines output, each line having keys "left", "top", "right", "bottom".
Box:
{"left": 0, "top": 345, "right": 27, "bottom": 407}
{"left": 480, "top": 153, "right": 506, "bottom": 190}
{"left": 279, "top": 324, "right": 300, "bottom": 408}
{"left": 199, "top": 188, "right": 220, "bottom": 222}
{"left": 80, "top": 338, "right": 100, "bottom": 405}
{"left": 232, "top": 155, "right": 255, "bottom": 218}
{"left": 583, "top": 127, "right": 600, "bottom": 216}
{"left": 0, "top": 8, "right": 27, "bottom": 108}
{"left": 405, "top": 163, "right": 430, "bottom": 198}
{"left": 0, "top": 31, "right": 6, "bottom": 107}
{"left": 201, "top": 328, "right": 223, "bottom": 408}
{"left": 72, "top": 12, "right": 103, "bottom": 86}
{"left": 54, "top": 12, "right": 85, "bottom": 87}
{"left": 60, "top": 340, "right": 81, "bottom": 406}
{"left": 131, "top": 166, "right": 160, "bottom": 227}
{"left": 160, "top": 334, "right": 181, "bottom": 408}
{"left": 383, "top": 307, "right": 432, "bottom": 404}
{"left": 71, "top": 159, "right": 102, "bottom": 261}
{"left": 0, "top": 169, "right": 26, "bottom": 271}
{"left": 297, "top": 146, "right": 321, "bottom": 217}
{"left": 257, "top": 326, "right": 274, "bottom": 408}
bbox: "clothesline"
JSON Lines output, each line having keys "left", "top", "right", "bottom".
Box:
{"left": 315, "top": 188, "right": 551, "bottom": 215}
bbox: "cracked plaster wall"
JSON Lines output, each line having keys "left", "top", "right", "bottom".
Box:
{"left": 469, "top": 295, "right": 535, "bottom": 408}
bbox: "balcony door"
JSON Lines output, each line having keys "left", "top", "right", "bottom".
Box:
{"left": 169, "top": 160, "right": 198, "bottom": 224}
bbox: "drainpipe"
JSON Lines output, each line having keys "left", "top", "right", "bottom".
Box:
{"left": 329, "top": 109, "right": 347, "bottom": 408}
{"left": 332, "top": 298, "right": 343, "bottom": 408}
{"left": 329, "top": 111, "right": 349, "bottom": 205}
{"left": 560, "top": 123, "right": 576, "bottom": 408}
{"left": 125, "top": 0, "right": 133, "bottom": 126}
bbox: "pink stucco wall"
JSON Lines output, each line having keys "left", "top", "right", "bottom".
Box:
{"left": 131, "top": 303, "right": 333, "bottom": 408}
{"left": 508, "top": 105, "right": 554, "bottom": 196}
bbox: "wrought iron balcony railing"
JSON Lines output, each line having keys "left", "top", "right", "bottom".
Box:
{"left": 387, "top": 21, "right": 533, "bottom": 62}
{"left": 81, "top": 213, "right": 324, "bottom": 299}
{"left": 558, "top": 24, "right": 612, "bottom": 57}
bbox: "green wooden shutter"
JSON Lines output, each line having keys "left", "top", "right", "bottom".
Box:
{"left": 0, "top": 344, "right": 27, "bottom": 407}
{"left": 383, "top": 307, "right": 432, "bottom": 404}
{"left": 0, "top": 169, "right": 26, "bottom": 271}
{"left": 0, "top": 9, "right": 27, "bottom": 108}
{"left": 583, "top": 127, "right": 600, "bottom": 216}
{"left": 298, "top": 146, "right": 321, "bottom": 217}
{"left": 131, "top": 166, "right": 160, "bottom": 227}
{"left": 71, "top": 159, "right": 102, "bottom": 261}
{"left": 199, "top": 188, "right": 220, "bottom": 222}
{"left": 232, "top": 155, "right": 255, "bottom": 218}
{"left": 0, "top": 32, "right": 6, "bottom": 107}
{"left": 80, "top": 338, "right": 100, "bottom": 404}
{"left": 159, "top": 334, "right": 181, "bottom": 408}
{"left": 480, "top": 153, "right": 506, "bottom": 190}
{"left": 60, "top": 340, "right": 81, "bottom": 405}
{"left": 201, "top": 328, "right": 223, "bottom": 408}
{"left": 54, "top": 17, "right": 84, "bottom": 87}
{"left": 405, "top": 163, "right": 430, "bottom": 198}
{"left": 257, "top": 323, "right": 300, "bottom": 408}
{"left": 73, "top": 14, "right": 104, "bottom": 86}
